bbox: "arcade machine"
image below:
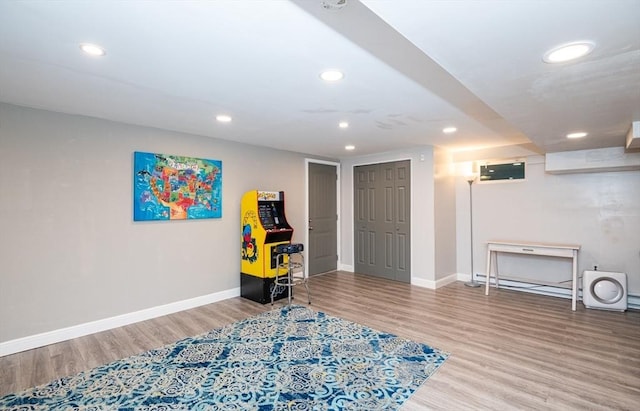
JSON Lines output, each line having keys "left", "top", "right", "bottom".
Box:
{"left": 240, "top": 190, "right": 293, "bottom": 303}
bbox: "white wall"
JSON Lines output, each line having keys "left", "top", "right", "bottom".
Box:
{"left": 0, "top": 103, "right": 328, "bottom": 343}
{"left": 339, "top": 146, "right": 438, "bottom": 284}
{"left": 455, "top": 154, "right": 640, "bottom": 295}
{"left": 434, "top": 147, "right": 457, "bottom": 281}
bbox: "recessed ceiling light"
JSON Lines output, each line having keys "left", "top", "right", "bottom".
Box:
{"left": 345, "top": 145, "right": 355, "bottom": 151}
{"left": 543, "top": 41, "right": 594, "bottom": 63}
{"left": 79, "top": 43, "right": 106, "bottom": 57}
{"left": 567, "top": 131, "right": 588, "bottom": 139}
{"left": 338, "top": 121, "right": 349, "bottom": 129}
{"left": 321, "top": 0, "right": 348, "bottom": 11}
{"left": 320, "top": 70, "right": 344, "bottom": 82}
{"left": 216, "top": 114, "right": 232, "bottom": 123}
{"left": 442, "top": 126, "right": 457, "bottom": 134}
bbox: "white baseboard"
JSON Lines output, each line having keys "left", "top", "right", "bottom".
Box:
{"left": 0, "top": 287, "right": 240, "bottom": 357}
{"left": 456, "top": 272, "right": 471, "bottom": 282}
{"left": 412, "top": 273, "right": 458, "bottom": 289}
{"left": 339, "top": 263, "right": 354, "bottom": 272}
{"left": 438, "top": 273, "right": 461, "bottom": 287}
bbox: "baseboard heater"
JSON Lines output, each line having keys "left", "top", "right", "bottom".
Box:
{"left": 475, "top": 273, "right": 640, "bottom": 310}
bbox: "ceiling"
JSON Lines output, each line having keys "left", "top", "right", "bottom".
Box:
{"left": 1, "top": 0, "right": 638, "bottom": 159}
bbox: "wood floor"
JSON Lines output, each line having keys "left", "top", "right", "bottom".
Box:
{"left": 1, "top": 271, "right": 639, "bottom": 410}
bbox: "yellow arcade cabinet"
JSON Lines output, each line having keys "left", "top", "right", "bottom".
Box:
{"left": 240, "top": 190, "right": 293, "bottom": 303}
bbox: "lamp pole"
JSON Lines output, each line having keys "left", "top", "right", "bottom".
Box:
{"left": 465, "top": 177, "right": 481, "bottom": 287}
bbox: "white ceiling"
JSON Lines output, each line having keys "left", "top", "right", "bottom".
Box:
{"left": 1, "top": 0, "right": 638, "bottom": 159}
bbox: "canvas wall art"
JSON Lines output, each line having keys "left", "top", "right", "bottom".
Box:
{"left": 133, "top": 151, "right": 222, "bottom": 221}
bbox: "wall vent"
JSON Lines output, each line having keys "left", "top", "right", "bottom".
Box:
{"left": 546, "top": 146, "right": 640, "bottom": 174}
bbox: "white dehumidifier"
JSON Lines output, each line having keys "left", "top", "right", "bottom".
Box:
{"left": 582, "top": 270, "right": 627, "bottom": 311}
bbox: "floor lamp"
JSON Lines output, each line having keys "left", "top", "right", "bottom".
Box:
{"left": 465, "top": 176, "right": 481, "bottom": 287}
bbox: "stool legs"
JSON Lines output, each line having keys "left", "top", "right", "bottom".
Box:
{"left": 271, "top": 250, "right": 310, "bottom": 307}
{"left": 302, "top": 279, "right": 311, "bottom": 305}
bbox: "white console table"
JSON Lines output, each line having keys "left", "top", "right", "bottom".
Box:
{"left": 485, "top": 241, "right": 581, "bottom": 311}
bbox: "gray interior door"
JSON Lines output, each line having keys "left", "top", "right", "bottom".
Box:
{"left": 354, "top": 160, "right": 410, "bottom": 282}
{"left": 308, "top": 162, "right": 337, "bottom": 275}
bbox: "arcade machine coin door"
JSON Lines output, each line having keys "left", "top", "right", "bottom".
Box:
{"left": 240, "top": 190, "right": 293, "bottom": 303}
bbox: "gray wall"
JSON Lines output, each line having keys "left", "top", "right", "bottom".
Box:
{"left": 4, "top": 102, "right": 638, "bottom": 345}
{"left": 0, "top": 103, "right": 320, "bottom": 342}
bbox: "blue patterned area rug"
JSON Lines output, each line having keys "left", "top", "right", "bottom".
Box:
{"left": 1, "top": 306, "right": 449, "bottom": 410}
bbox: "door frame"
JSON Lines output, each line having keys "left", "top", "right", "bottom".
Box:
{"left": 305, "top": 158, "right": 341, "bottom": 278}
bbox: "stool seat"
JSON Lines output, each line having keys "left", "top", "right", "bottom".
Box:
{"left": 271, "top": 243, "right": 311, "bottom": 307}
{"left": 274, "top": 243, "right": 304, "bottom": 255}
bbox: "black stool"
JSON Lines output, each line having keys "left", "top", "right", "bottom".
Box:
{"left": 271, "top": 243, "right": 311, "bottom": 306}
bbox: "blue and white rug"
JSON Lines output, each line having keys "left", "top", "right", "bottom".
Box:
{"left": 1, "top": 306, "right": 449, "bottom": 410}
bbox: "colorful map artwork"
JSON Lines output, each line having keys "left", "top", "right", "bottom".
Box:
{"left": 133, "top": 151, "right": 222, "bottom": 221}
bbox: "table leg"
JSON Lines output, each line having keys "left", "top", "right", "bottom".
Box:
{"left": 485, "top": 249, "right": 491, "bottom": 295}
{"left": 494, "top": 253, "right": 499, "bottom": 289}
{"left": 572, "top": 250, "right": 578, "bottom": 311}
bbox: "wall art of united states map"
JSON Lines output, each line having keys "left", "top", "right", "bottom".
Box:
{"left": 133, "top": 151, "right": 222, "bottom": 221}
